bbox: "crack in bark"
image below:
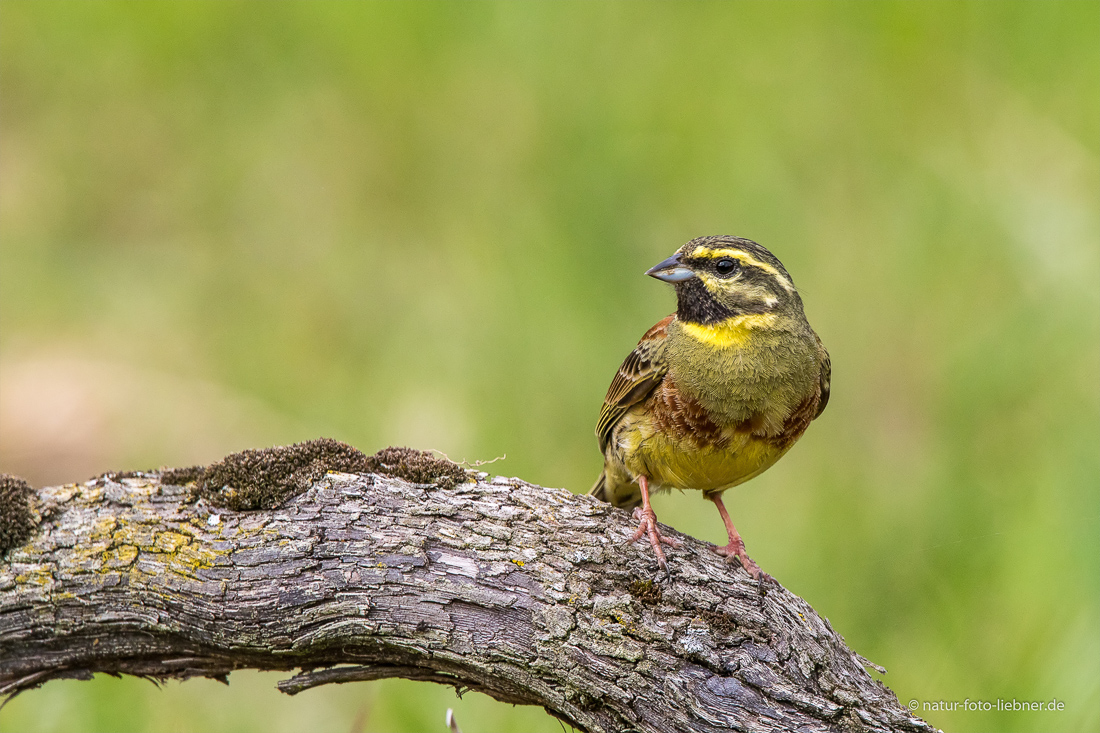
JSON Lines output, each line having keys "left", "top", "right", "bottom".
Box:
{"left": 1, "top": 468, "right": 938, "bottom": 733}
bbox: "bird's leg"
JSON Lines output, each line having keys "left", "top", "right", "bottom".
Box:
{"left": 629, "top": 475, "right": 682, "bottom": 571}
{"left": 709, "top": 493, "right": 763, "bottom": 580}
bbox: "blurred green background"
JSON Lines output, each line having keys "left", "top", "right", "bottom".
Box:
{"left": 1, "top": 2, "right": 1097, "bottom": 732}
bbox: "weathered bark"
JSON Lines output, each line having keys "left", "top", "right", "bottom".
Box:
{"left": 1, "top": 464, "right": 936, "bottom": 733}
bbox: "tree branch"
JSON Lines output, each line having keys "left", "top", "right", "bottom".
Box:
{"left": 0, "top": 444, "right": 937, "bottom": 733}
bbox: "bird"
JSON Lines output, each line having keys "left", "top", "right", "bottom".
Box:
{"left": 590, "top": 235, "right": 830, "bottom": 579}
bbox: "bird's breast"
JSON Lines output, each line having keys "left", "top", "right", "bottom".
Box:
{"left": 664, "top": 319, "right": 819, "bottom": 432}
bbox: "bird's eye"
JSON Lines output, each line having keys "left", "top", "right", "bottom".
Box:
{"left": 715, "top": 258, "right": 739, "bottom": 277}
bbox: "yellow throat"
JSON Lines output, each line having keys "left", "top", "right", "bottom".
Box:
{"left": 678, "top": 313, "right": 778, "bottom": 349}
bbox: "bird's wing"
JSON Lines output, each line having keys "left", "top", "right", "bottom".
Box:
{"left": 813, "top": 333, "right": 831, "bottom": 419}
{"left": 596, "top": 315, "right": 673, "bottom": 453}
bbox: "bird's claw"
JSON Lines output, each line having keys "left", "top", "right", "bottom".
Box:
{"left": 714, "top": 539, "right": 764, "bottom": 581}
{"left": 631, "top": 507, "right": 682, "bottom": 547}
{"left": 630, "top": 506, "right": 682, "bottom": 571}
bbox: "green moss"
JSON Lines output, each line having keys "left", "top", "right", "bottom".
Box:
{"left": 697, "top": 609, "right": 736, "bottom": 636}
{"left": 363, "top": 446, "right": 466, "bottom": 490}
{"left": 184, "top": 440, "right": 466, "bottom": 511}
{"left": 159, "top": 465, "right": 207, "bottom": 486}
{"left": 0, "top": 473, "right": 36, "bottom": 555}
{"left": 628, "top": 579, "right": 663, "bottom": 605}
{"left": 196, "top": 438, "right": 370, "bottom": 511}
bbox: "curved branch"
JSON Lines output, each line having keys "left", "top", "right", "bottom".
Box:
{"left": 0, "top": 447, "right": 936, "bottom": 733}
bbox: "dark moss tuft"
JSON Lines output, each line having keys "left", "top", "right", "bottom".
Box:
{"left": 1, "top": 474, "right": 37, "bottom": 554}
{"left": 192, "top": 440, "right": 466, "bottom": 511}
{"left": 698, "top": 609, "right": 736, "bottom": 635}
{"left": 197, "top": 438, "right": 370, "bottom": 511}
{"left": 629, "top": 579, "right": 663, "bottom": 605}
{"left": 159, "top": 465, "right": 207, "bottom": 486}
{"left": 363, "top": 446, "right": 466, "bottom": 489}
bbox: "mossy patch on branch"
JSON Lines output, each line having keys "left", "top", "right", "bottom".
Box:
{"left": 1, "top": 473, "right": 37, "bottom": 554}
{"left": 159, "top": 465, "right": 207, "bottom": 486}
{"left": 197, "top": 438, "right": 370, "bottom": 510}
{"left": 363, "top": 446, "right": 466, "bottom": 489}
{"left": 628, "top": 579, "right": 663, "bottom": 605}
{"left": 191, "top": 440, "right": 466, "bottom": 511}
{"left": 697, "top": 609, "right": 737, "bottom": 636}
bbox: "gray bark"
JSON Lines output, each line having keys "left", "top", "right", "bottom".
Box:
{"left": 1, "top": 469, "right": 937, "bottom": 733}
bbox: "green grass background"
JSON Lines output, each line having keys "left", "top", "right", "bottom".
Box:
{"left": 1, "top": 2, "right": 1097, "bottom": 732}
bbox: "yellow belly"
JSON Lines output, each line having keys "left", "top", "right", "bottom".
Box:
{"left": 617, "top": 415, "right": 792, "bottom": 494}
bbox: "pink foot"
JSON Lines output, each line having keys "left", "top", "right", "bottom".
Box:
{"left": 631, "top": 506, "right": 682, "bottom": 571}
{"left": 713, "top": 538, "right": 763, "bottom": 581}
{"left": 708, "top": 492, "right": 767, "bottom": 582}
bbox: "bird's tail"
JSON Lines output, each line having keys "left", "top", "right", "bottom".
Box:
{"left": 588, "top": 470, "right": 609, "bottom": 502}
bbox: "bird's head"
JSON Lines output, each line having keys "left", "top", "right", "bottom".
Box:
{"left": 646, "top": 236, "right": 802, "bottom": 324}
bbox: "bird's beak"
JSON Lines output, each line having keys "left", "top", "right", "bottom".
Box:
{"left": 646, "top": 253, "right": 696, "bottom": 283}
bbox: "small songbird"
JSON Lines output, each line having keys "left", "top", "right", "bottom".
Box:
{"left": 590, "top": 236, "right": 830, "bottom": 579}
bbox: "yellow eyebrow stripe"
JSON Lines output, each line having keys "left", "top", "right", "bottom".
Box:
{"left": 680, "top": 313, "right": 778, "bottom": 348}
{"left": 693, "top": 248, "right": 794, "bottom": 292}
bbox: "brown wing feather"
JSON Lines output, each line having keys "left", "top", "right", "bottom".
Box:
{"left": 595, "top": 315, "right": 673, "bottom": 453}
{"left": 813, "top": 334, "right": 831, "bottom": 419}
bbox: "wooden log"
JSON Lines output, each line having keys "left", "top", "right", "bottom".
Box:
{"left": 0, "top": 442, "right": 937, "bottom": 733}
